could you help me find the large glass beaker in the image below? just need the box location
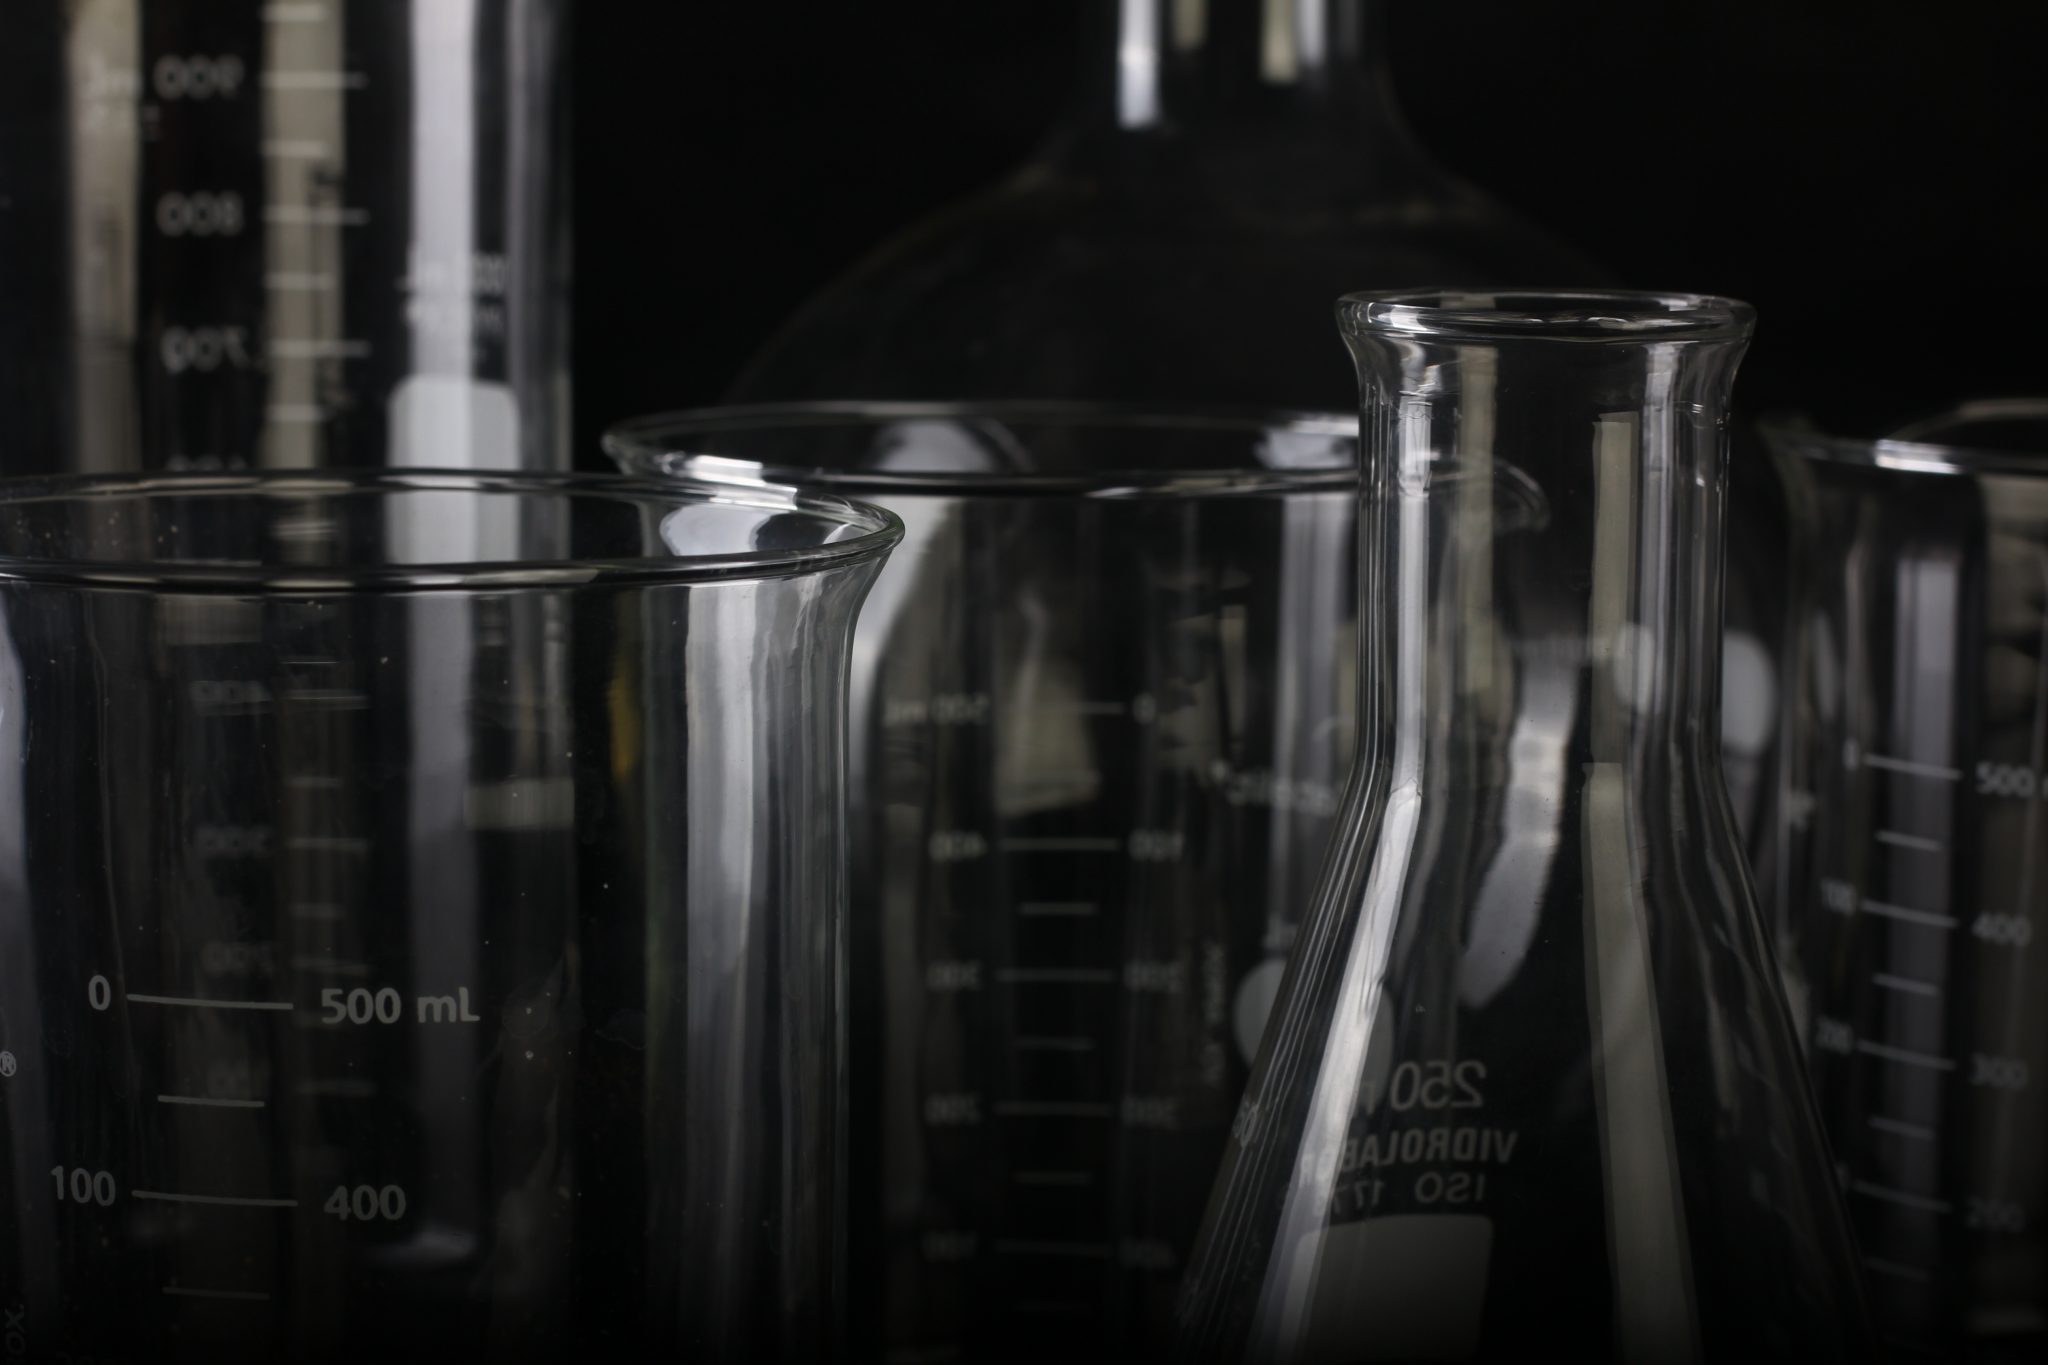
[1176,291,1872,1362]
[1767,403,2048,1363]
[608,405,1358,1361]
[0,470,898,1361]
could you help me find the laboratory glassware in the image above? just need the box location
[1176,290,1872,1362]
[0,0,569,475]
[1767,401,2048,1363]
[0,469,899,1362]
[607,404,1358,1361]
[729,0,1602,411]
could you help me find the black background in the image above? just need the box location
[571,0,2048,462]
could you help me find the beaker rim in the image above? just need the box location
[604,402,1359,497]
[1338,288,1756,343]
[1761,403,2048,478]
[0,468,905,593]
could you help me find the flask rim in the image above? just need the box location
[606,402,1360,498]
[1338,288,1755,344]
[0,468,905,594]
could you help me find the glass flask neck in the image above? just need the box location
[1057,0,1418,161]
[1342,297,1751,800]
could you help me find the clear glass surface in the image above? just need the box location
[728,0,1604,411]
[0,471,899,1361]
[1767,406,2048,1363]
[608,404,1359,1361]
[0,0,570,475]
[1176,291,1872,1362]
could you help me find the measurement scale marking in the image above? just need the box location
[1869,1115,1937,1141]
[1859,900,1958,930]
[297,1079,376,1098]
[999,837,1121,854]
[133,1190,298,1209]
[992,1101,1114,1118]
[1038,701,1128,717]
[996,968,1116,985]
[1861,1257,1932,1283]
[287,835,368,853]
[164,1285,272,1302]
[1019,901,1098,917]
[127,993,293,1012]
[158,1094,265,1110]
[269,341,370,361]
[1863,754,1961,781]
[290,956,369,976]
[1851,1180,1952,1214]
[1856,1040,1956,1071]
[264,206,370,227]
[992,1239,1111,1259]
[1876,830,1947,854]
[261,71,367,91]
[1873,973,1941,998]
[1015,1036,1096,1052]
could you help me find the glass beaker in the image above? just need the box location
[606,405,1359,1361]
[1767,403,2048,1362]
[0,0,570,475]
[0,470,899,1362]
[1176,291,1872,1362]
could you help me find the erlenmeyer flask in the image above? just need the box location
[1176,291,1872,1362]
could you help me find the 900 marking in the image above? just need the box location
[320,986,482,1025]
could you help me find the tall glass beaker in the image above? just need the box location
[0,470,898,1362]
[1177,291,1871,1362]
[608,405,1358,1361]
[1768,404,2048,1362]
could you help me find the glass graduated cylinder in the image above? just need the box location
[609,405,1359,1361]
[1177,292,1873,1363]
[0,0,569,475]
